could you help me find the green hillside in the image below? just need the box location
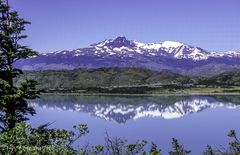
[17,68,193,93]
[16,68,240,94]
[199,70,240,86]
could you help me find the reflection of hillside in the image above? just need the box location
[30,95,240,124]
[211,96,240,105]
[37,95,188,105]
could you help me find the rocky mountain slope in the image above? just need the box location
[15,36,240,76]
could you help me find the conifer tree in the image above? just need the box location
[0,0,41,131]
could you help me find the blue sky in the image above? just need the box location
[12,0,240,52]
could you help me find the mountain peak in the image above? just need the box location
[94,36,135,49]
[113,36,128,42]
[107,36,135,48]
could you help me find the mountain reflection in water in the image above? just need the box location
[29,95,240,124]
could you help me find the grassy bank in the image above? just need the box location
[42,86,240,96]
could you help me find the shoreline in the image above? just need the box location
[41,92,240,97]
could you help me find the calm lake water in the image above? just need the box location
[28,95,240,154]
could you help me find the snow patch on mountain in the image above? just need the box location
[161,41,183,48]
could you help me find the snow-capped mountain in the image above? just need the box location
[41,36,240,60]
[30,96,240,124]
[15,36,240,76]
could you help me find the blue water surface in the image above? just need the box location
[28,95,240,154]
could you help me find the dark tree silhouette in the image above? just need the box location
[0,0,41,131]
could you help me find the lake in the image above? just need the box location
[28,95,240,154]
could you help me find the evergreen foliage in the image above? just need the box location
[0,0,41,131]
